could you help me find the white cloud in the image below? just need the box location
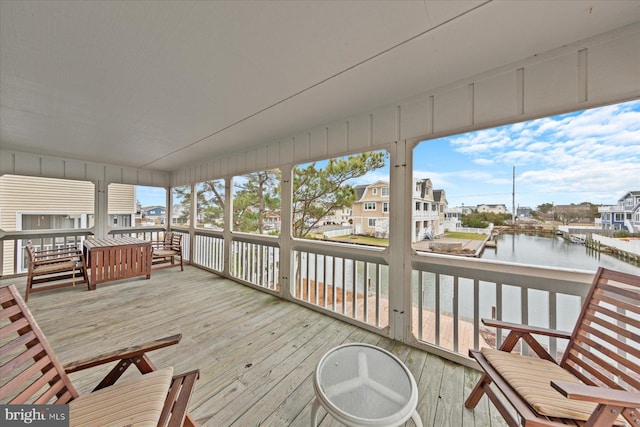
[425,99,640,207]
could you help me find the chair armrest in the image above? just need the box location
[551,381,640,407]
[482,319,572,339]
[63,334,181,373]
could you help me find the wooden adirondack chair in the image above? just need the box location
[151,232,184,271]
[465,267,640,426]
[0,284,199,427]
[24,242,90,301]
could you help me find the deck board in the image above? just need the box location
[1,266,507,426]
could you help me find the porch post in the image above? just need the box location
[280,164,293,300]
[388,140,412,340]
[94,179,108,239]
[166,186,172,231]
[222,177,232,277]
[189,182,196,262]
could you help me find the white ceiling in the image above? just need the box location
[1,1,639,172]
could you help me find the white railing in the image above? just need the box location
[592,234,640,255]
[291,240,389,331]
[411,253,593,362]
[1,224,604,365]
[454,225,493,234]
[322,228,352,239]
[193,230,224,273]
[230,235,280,292]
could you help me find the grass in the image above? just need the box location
[308,232,389,247]
[445,231,487,240]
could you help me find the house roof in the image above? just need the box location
[2,1,638,174]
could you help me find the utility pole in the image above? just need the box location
[512,166,516,225]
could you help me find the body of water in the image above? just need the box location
[479,233,640,275]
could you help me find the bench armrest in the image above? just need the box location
[551,381,640,407]
[482,319,572,339]
[63,334,181,373]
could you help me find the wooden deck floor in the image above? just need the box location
[2,266,507,427]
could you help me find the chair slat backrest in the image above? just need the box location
[170,233,182,249]
[560,268,640,393]
[0,285,78,404]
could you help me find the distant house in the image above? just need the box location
[351,181,390,238]
[477,204,508,215]
[412,178,447,242]
[598,190,640,233]
[553,203,593,223]
[325,207,352,226]
[517,206,533,218]
[143,206,166,224]
[444,207,464,230]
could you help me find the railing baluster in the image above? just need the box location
[453,275,459,353]
[376,263,381,328]
[418,271,424,341]
[549,291,557,360]
[435,273,441,347]
[352,260,357,320]
[496,283,503,349]
[363,261,369,324]
[473,278,479,351]
[342,258,347,315]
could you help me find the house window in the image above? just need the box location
[368,218,376,227]
[382,187,389,197]
[423,202,428,211]
[432,204,437,211]
[364,202,376,211]
[372,188,377,195]
[415,202,421,211]
[383,202,389,213]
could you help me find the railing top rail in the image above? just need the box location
[194,229,224,238]
[0,228,94,240]
[292,239,387,263]
[231,232,280,247]
[108,226,166,234]
[412,251,594,296]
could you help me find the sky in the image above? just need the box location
[137,99,640,210]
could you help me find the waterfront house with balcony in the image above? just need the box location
[598,190,640,233]
[351,181,390,238]
[1,2,639,425]
[412,178,447,241]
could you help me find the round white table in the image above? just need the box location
[311,343,422,427]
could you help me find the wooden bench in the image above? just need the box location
[25,242,89,301]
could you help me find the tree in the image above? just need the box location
[292,152,387,238]
[199,180,225,228]
[233,170,281,233]
[536,203,553,214]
